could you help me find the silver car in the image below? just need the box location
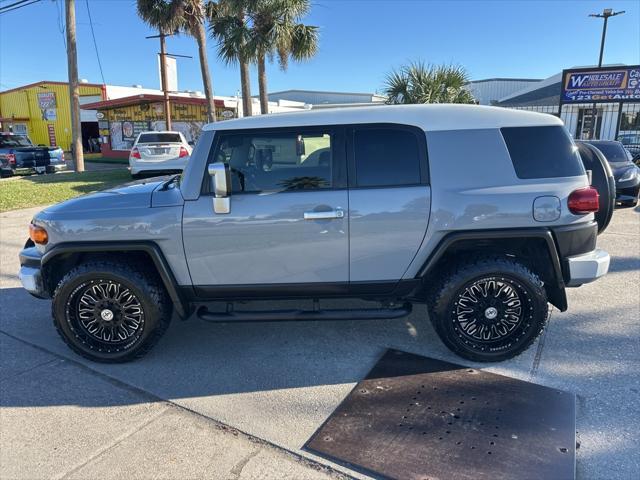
[129,131,192,178]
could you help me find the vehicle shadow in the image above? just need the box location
[607,255,640,273]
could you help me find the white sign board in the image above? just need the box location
[158,55,178,92]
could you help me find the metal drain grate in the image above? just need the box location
[305,349,575,480]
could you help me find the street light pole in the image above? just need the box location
[587,8,625,139]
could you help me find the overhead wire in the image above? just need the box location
[85,0,106,84]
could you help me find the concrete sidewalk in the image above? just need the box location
[0,332,343,480]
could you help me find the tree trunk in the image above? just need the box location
[258,53,268,115]
[65,0,84,172]
[240,58,252,117]
[194,21,216,123]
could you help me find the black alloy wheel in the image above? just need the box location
[430,257,548,362]
[52,261,171,363]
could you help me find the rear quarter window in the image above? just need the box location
[501,126,585,179]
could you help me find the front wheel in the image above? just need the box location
[52,261,172,363]
[429,257,548,362]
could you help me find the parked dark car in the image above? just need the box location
[578,140,640,208]
[617,133,640,164]
[0,133,66,177]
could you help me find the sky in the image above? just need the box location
[0,0,639,97]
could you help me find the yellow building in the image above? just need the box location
[0,81,104,151]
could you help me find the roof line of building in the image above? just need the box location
[0,80,103,95]
[468,78,542,84]
[267,89,382,97]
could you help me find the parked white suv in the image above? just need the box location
[129,131,192,178]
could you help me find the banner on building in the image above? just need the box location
[47,124,57,147]
[561,65,640,103]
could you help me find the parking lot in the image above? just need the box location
[1,205,639,479]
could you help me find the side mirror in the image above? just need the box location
[188,140,195,147]
[208,162,231,214]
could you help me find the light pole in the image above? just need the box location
[587,8,625,139]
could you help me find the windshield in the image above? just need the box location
[589,142,632,163]
[138,133,181,144]
[0,135,33,148]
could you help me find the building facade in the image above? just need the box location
[0,81,104,150]
[466,78,542,105]
[496,65,640,142]
[81,94,235,157]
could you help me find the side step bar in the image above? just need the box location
[197,302,413,323]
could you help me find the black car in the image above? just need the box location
[617,133,640,165]
[578,140,640,208]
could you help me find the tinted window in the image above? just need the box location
[587,142,632,163]
[138,133,181,143]
[501,126,585,179]
[0,135,32,147]
[354,128,422,187]
[213,131,333,193]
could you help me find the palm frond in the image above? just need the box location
[382,61,475,105]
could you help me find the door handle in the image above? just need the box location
[304,208,345,220]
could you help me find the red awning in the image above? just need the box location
[81,94,226,110]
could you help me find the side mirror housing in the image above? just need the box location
[208,162,231,214]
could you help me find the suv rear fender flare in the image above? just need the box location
[415,229,567,311]
[41,241,189,318]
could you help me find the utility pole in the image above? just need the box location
[158,30,172,130]
[587,8,625,139]
[65,0,84,172]
[146,30,173,130]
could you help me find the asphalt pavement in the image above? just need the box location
[1,205,638,479]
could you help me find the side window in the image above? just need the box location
[213,131,334,193]
[353,128,423,187]
[501,126,585,179]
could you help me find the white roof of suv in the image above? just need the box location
[203,104,562,133]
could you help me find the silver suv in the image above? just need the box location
[18,105,610,363]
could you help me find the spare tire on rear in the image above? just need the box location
[576,142,615,234]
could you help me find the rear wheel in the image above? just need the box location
[430,257,548,362]
[52,261,172,363]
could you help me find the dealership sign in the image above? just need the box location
[561,65,640,103]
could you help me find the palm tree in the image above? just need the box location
[248,0,318,114]
[383,62,476,105]
[137,0,217,123]
[207,0,253,117]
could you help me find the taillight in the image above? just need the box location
[179,146,189,158]
[7,153,16,165]
[568,186,599,214]
[130,147,141,159]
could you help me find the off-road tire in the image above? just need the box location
[52,261,172,363]
[430,256,548,362]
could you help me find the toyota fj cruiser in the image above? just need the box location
[18,105,611,363]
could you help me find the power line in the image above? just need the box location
[0,0,32,11]
[56,0,66,49]
[0,0,41,14]
[85,0,105,85]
